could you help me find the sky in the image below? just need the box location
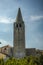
[0,0,43,50]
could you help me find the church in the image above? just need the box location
[13,8,25,58]
[0,8,42,59]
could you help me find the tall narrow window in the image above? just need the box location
[19,24,21,27]
[16,24,18,27]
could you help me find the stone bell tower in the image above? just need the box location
[13,8,25,58]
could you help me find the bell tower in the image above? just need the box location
[13,8,25,58]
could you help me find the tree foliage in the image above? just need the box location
[0,55,43,65]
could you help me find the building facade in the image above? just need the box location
[13,8,25,58]
[0,8,43,59]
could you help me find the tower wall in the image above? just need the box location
[13,8,25,58]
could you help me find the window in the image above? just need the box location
[16,24,18,27]
[4,48,6,50]
[15,23,22,28]
[19,24,21,27]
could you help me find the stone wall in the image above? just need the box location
[25,48,36,56]
[0,45,13,57]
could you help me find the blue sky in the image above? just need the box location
[0,0,43,50]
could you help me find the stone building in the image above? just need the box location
[0,53,6,59]
[0,8,43,59]
[25,48,36,56]
[0,45,13,57]
[13,8,25,58]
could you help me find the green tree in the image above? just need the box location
[40,54,43,65]
[0,55,43,65]
[0,59,4,65]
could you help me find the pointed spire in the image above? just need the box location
[16,8,23,22]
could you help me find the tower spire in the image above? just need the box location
[14,8,25,58]
[16,8,23,22]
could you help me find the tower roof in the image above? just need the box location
[16,8,23,22]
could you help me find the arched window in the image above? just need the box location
[16,24,18,27]
[15,23,22,28]
[4,48,6,50]
[19,24,21,27]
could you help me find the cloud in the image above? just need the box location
[25,19,43,50]
[0,22,13,32]
[0,39,13,47]
[0,16,15,24]
[0,27,10,32]
[0,39,9,47]
[29,15,43,21]
[26,33,43,50]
